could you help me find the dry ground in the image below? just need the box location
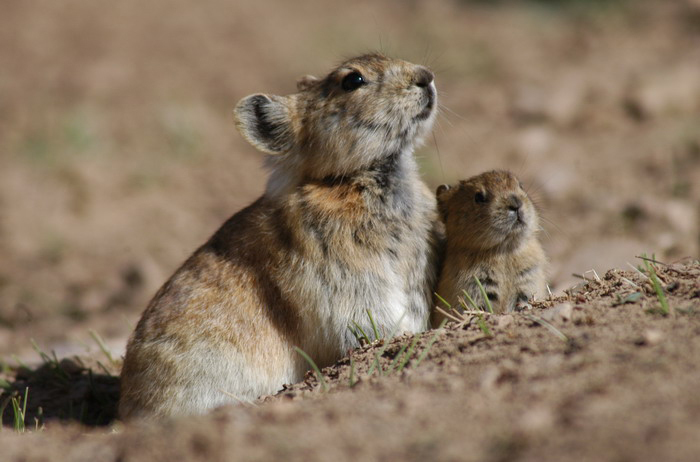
[1,260,699,461]
[1,0,700,460]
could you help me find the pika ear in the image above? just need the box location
[435,184,451,222]
[296,75,319,91]
[234,94,295,155]
[436,184,451,197]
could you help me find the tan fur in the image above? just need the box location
[120,54,440,419]
[433,170,546,324]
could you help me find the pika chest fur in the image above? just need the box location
[119,54,440,419]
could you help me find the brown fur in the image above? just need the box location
[120,54,440,419]
[433,170,547,323]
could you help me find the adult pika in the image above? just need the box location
[119,54,441,419]
[433,170,546,322]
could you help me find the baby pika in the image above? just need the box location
[433,170,546,323]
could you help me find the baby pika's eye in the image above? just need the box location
[341,72,366,92]
[474,191,487,204]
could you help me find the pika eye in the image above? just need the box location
[474,191,487,204]
[341,72,366,92]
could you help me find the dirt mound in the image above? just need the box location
[1,260,699,461]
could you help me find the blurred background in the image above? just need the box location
[1,0,699,360]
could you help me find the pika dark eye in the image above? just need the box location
[341,72,366,92]
[474,191,487,204]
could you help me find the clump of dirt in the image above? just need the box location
[1,260,698,461]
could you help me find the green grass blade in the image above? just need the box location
[11,355,28,369]
[11,395,25,433]
[30,339,52,365]
[348,323,362,344]
[294,347,328,392]
[434,292,452,309]
[10,387,30,433]
[367,311,408,376]
[30,340,69,381]
[22,387,28,420]
[373,352,385,375]
[366,309,381,341]
[0,395,12,432]
[641,256,670,315]
[474,276,494,314]
[385,344,408,375]
[460,289,492,334]
[349,357,356,388]
[396,334,421,373]
[11,398,20,432]
[351,321,371,345]
[475,313,492,336]
[412,319,447,369]
[527,314,568,342]
[89,329,116,365]
[461,289,480,311]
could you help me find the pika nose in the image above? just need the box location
[508,195,523,212]
[413,67,434,88]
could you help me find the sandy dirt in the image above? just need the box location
[1,0,699,460]
[2,261,700,461]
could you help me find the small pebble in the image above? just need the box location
[480,366,500,389]
[542,303,573,322]
[497,315,515,329]
[635,328,664,346]
[518,406,555,433]
[643,329,664,346]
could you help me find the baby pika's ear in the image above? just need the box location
[436,184,451,197]
[296,75,319,91]
[234,94,295,155]
[435,184,451,222]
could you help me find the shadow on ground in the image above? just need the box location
[1,357,120,428]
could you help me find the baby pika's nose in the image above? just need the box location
[508,195,523,211]
[413,67,434,88]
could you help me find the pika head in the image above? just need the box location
[234,53,436,189]
[437,170,538,253]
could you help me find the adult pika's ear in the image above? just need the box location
[234,94,295,155]
[296,75,319,91]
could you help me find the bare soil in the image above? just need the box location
[1,0,700,460]
[2,261,700,461]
